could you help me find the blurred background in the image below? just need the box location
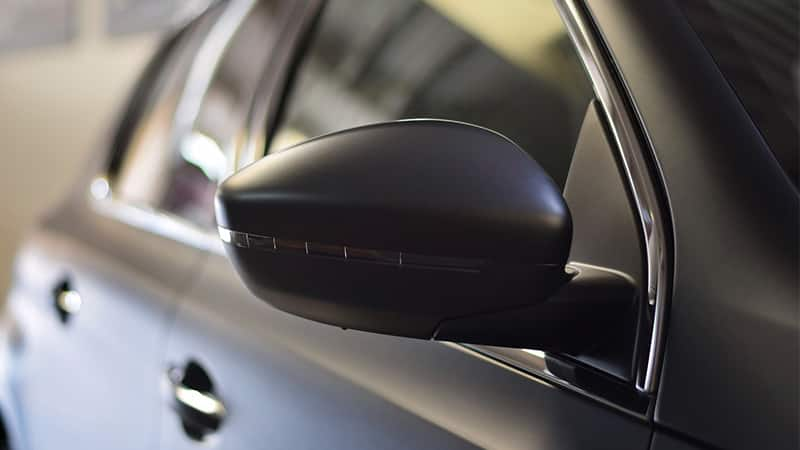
[0,0,207,299]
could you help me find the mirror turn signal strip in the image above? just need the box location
[218,227,488,272]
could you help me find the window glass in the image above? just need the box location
[112,8,218,208]
[158,1,288,228]
[114,1,288,229]
[679,0,799,187]
[269,0,593,189]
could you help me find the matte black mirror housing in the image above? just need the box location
[216,120,572,340]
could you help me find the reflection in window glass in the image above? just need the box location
[269,0,593,189]
[115,1,286,229]
[159,1,286,228]
[114,9,219,215]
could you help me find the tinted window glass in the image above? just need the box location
[114,2,287,229]
[158,1,288,228]
[269,0,593,189]
[106,25,191,179]
[113,7,220,219]
[679,0,799,187]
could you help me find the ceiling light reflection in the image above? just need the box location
[174,386,225,417]
[180,131,227,181]
[522,349,546,359]
[90,177,111,200]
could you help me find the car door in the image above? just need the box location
[2,7,223,450]
[161,1,666,449]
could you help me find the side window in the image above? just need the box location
[112,1,289,229]
[111,7,220,218]
[269,0,593,189]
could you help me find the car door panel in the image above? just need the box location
[7,197,203,450]
[161,252,651,449]
[650,433,705,450]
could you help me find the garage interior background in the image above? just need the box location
[0,0,201,300]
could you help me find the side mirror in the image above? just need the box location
[216,120,634,351]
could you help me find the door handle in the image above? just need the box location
[167,360,226,441]
[52,279,81,323]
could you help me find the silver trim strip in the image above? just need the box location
[218,227,488,272]
[554,0,670,393]
[91,184,223,255]
[171,0,256,153]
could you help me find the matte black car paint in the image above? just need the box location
[587,0,799,448]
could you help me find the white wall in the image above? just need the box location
[0,0,159,298]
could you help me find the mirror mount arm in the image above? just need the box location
[433,263,637,353]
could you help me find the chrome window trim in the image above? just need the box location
[454,0,671,401]
[553,0,671,394]
[170,0,257,159]
[90,181,223,255]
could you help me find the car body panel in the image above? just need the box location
[586,0,799,448]
[650,433,705,450]
[5,194,203,449]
